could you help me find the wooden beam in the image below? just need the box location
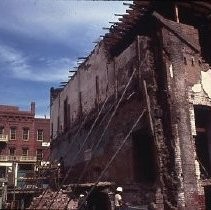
[104,35,122,41]
[78,57,87,60]
[123,2,133,7]
[143,80,154,134]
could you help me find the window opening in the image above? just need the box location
[63,97,70,132]
[51,123,53,138]
[0,167,6,178]
[9,148,15,156]
[194,106,211,178]
[23,127,29,140]
[36,149,43,161]
[22,148,28,157]
[37,129,44,141]
[0,126,4,135]
[132,129,157,183]
[95,76,99,107]
[10,127,16,140]
[205,186,211,210]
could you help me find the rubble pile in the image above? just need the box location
[28,189,78,209]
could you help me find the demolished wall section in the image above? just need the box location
[51,39,140,162]
[50,35,160,207]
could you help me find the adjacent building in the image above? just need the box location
[50,1,211,210]
[0,102,50,208]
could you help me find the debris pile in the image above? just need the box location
[28,189,78,209]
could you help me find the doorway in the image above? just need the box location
[132,129,157,183]
[87,189,111,210]
[194,106,211,178]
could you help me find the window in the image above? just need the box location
[37,129,44,141]
[0,126,4,135]
[63,97,70,132]
[51,123,53,138]
[36,149,43,161]
[0,167,6,178]
[10,127,16,140]
[23,127,29,140]
[22,148,28,156]
[9,148,15,156]
[95,76,99,105]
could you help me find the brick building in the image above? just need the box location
[0,102,50,207]
[49,2,211,210]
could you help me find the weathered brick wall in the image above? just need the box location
[50,10,211,210]
[50,42,114,138]
[50,36,159,207]
[160,18,206,209]
[50,39,138,140]
[35,118,51,160]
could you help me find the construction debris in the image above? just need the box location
[28,189,78,209]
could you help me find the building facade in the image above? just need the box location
[50,2,211,209]
[0,102,50,207]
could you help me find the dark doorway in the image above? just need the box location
[132,130,157,183]
[18,164,33,171]
[194,106,211,178]
[87,190,111,210]
[0,166,6,178]
[205,186,211,210]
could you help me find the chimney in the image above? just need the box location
[31,102,35,115]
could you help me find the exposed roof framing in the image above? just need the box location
[102,1,211,56]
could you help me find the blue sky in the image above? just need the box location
[0,0,128,118]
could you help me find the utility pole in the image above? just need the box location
[12,160,16,209]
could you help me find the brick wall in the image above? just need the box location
[0,103,50,159]
[161,18,206,209]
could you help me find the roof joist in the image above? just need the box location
[104,1,211,55]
